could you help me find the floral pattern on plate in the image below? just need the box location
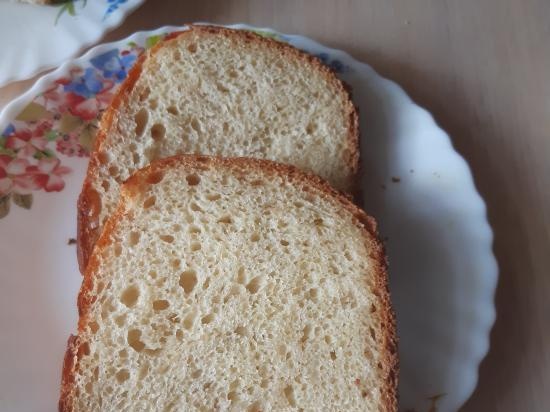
[56,0,130,24]
[0,29,348,218]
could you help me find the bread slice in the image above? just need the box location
[77,25,359,271]
[61,156,397,411]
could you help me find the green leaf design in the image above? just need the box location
[12,193,33,210]
[59,113,82,134]
[34,149,56,159]
[55,1,78,25]
[0,195,10,219]
[0,147,16,157]
[46,130,58,141]
[15,102,51,122]
[42,149,56,158]
[78,125,96,152]
[145,35,162,49]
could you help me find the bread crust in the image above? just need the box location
[64,155,396,412]
[77,24,360,273]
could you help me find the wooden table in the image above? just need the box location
[1,1,548,411]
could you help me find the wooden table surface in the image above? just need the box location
[1,1,548,411]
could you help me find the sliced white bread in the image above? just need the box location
[61,156,397,412]
[77,25,359,271]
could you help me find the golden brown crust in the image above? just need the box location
[77,24,360,273]
[67,155,397,411]
[58,335,80,412]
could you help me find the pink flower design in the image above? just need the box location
[4,119,53,159]
[26,158,71,192]
[56,133,87,157]
[0,155,44,196]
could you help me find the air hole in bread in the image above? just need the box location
[148,270,157,280]
[115,314,126,327]
[115,369,130,383]
[143,196,156,209]
[159,234,174,243]
[190,242,201,252]
[201,313,215,324]
[187,43,197,53]
[179,270,197,294]
[108,165,119,177]
[89,321,99,334]
[146,170,164,184]
[183,311,197,330]
[114,243,122,257]
[280,239,289,247]
[234,326,248,336]
[150,123,166,141]
[217,215,232,224]
[227,391,239,401]
[216,82,229,93]
[250,232,260,242]
[369,327,376,341]
[132,152,140,165]
[330,351,337,361]
[246,275,264,294]
[247,400,262,412]
[171,259,181,269]
[149,99,158,110]
[152,299,169,311]
[236,266,246,284]
[134,108,148,137]
[206,193,221,201]
[190,118,202,133]
[127,329,145,352]
[188,225,201,234]
[78,342,90,357]
[190,202,203,212]
[101,179,110,191]
[301,325,312,345]
[191,369,202,379]
[120,285,139,308]
[138,86,150,102]
[97,150,110,165]
[128,231,140,246]
[284,385,297,407]
[186,173,201,186]
[308,288,319,301]
[167,105,179,115]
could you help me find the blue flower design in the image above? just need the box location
[104,0,129,19]
[2,124,15,138]
[63,68,103,98]
[90,49,137,83]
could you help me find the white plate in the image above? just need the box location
[0,24,498,412]
[0,0,145,87]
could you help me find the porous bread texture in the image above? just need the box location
[62,156,397,412]
[77,24,359,271]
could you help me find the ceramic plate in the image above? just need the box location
[0,0,145,87]
[0,24,498,412]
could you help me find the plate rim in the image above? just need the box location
[0,0,146,86]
